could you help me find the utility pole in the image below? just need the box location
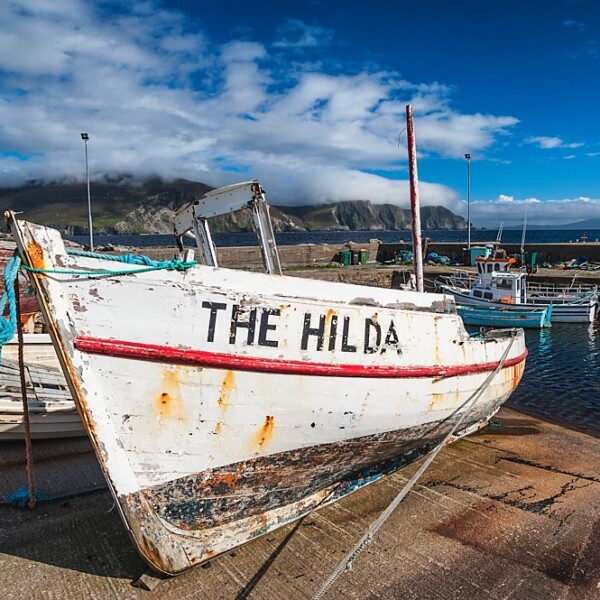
[464,153,471,250]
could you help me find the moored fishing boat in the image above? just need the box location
[456,304,552,329]
[439,272,598,323]
[437,253,598,323]
[3,180,527,575]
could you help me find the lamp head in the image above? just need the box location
[464,153,471,160]
[81,133,89,141]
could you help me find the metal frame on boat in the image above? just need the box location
[4,180,527,575]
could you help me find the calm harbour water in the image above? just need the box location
[66,229,600,438]
[67,228,600,249]
[505,322,600,437]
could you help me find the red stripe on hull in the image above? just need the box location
[74,336,527,379]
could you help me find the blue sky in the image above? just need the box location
[0,0,599,227]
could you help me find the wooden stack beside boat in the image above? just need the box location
[0,357,84,441]
[1,240,85,440]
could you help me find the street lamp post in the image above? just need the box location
[464,153,471,250]
[81,133,94,252]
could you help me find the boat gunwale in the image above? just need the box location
[73,334,528,379]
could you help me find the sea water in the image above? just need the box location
[67,229,600,249]
[506,321,600,437]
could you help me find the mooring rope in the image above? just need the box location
[0,253,21,346]
[0,247,195,509]
[311,334,516,600]
[13,282,37,509]
[22,250,196,278]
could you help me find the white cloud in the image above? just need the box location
[526,136,584,150]
[526,136,562,149]
[468,196,600,228]
[6,0,594,230]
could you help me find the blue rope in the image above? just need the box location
[2,485,108,509]
[66,248,196,270]
[0,253,21,346]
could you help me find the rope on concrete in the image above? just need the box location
[311,335,516,600]
[2,485,109,509]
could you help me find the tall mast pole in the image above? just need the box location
[81,132,94,252]
[406,105,423,293]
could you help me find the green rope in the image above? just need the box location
[22,262,194,277]
[21,250,196,278]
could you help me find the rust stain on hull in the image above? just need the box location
[156,368,185,420]
[504,360,526,391]
[217,370,235,408]
[26,239,46,271]
[255,415,275,449]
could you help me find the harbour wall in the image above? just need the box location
[140,239,600,268]
[377,241,600,265]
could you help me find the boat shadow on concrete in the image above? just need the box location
[0,436,313,587]
[0,436,147,580]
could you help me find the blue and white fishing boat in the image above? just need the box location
[456,304,552,329]
[437,253,598,324]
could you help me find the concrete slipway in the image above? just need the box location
[0,408,598,600]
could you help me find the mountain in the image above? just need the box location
[0,175,211,234]
[0,176,467,234]
[504,218,600,231]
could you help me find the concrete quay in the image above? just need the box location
[132,240,600,288]
[0,408,598,599]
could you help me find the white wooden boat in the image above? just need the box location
[0,358,84,440]
[4,181,527,575]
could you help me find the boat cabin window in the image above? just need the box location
[473,287,493,299]
[495,278,513,290]
[494,263,500,271]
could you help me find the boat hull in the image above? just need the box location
[8,218,528,575]
[456,305,551,328]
